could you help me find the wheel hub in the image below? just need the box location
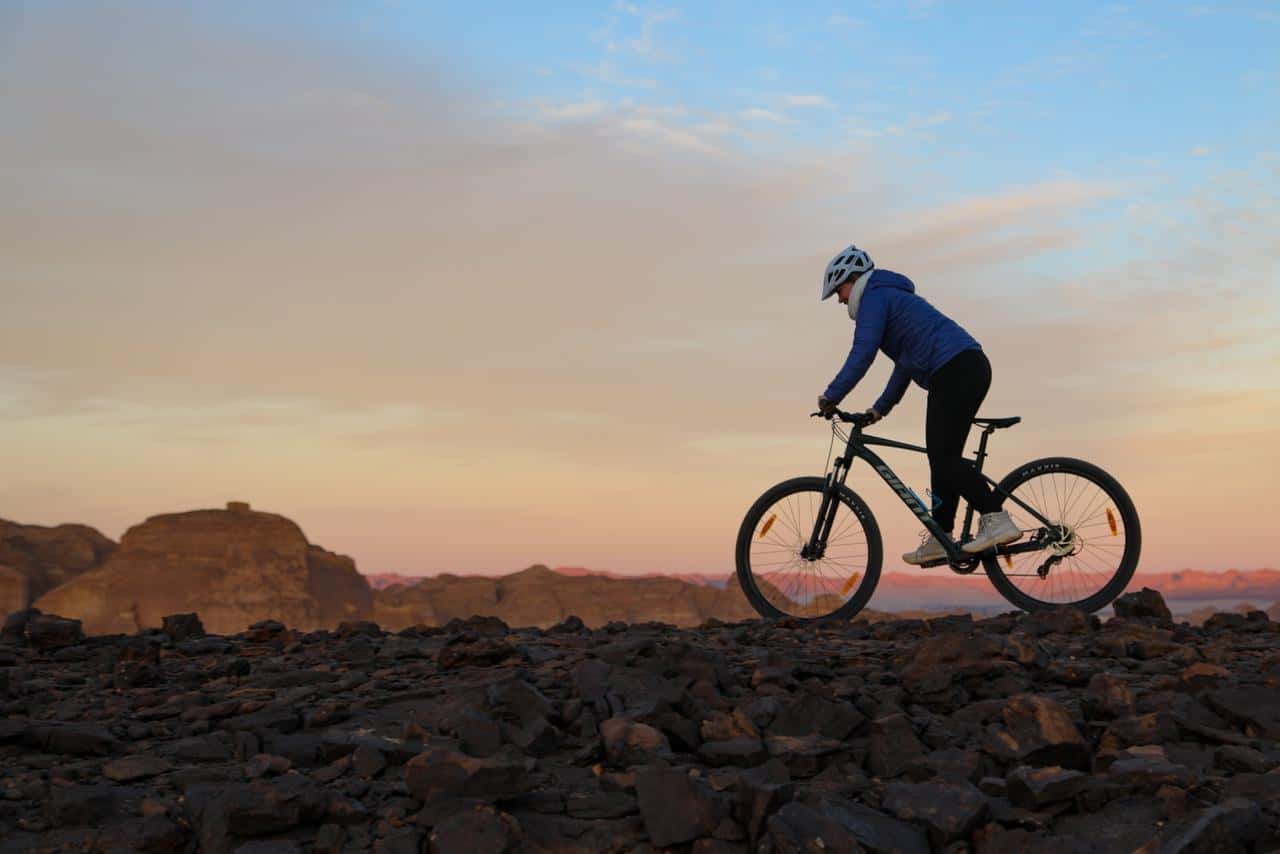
[1047,525,1079,557]
[799,543,824,562]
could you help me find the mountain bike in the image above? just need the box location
[734,408,1141,620]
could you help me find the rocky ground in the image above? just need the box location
[1,589,1278,853]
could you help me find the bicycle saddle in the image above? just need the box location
[973,416,1021,428]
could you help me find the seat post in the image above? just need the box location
[973,425,995,470]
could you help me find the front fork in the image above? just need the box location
[802,455,851,561]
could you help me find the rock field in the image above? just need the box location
[1,588,1279,853]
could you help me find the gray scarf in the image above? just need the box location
[847,269,873,321]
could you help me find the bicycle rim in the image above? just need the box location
[991,460,1139,609]
[740,480,880,620]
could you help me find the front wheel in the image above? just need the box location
[735,476,883,621]
[983,457,1141,613]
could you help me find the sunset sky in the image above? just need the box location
[2,2,1277,579]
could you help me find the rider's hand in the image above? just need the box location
[863,407,883,424]
[817,396,838,418]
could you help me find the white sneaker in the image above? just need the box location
[902,531,948,565]
[962,511,1022,554]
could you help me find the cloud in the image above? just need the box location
[875,179,1119,269]
[784,94,832,108]
[597,2,681,63]
[570,61,659,89]
[1191,144,1210,156]
[827,13,866,29]
[539,100,610,120]
[739,108,785,122]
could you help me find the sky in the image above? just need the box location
[1,1,1277,579]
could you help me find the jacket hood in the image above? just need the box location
[866,268,915,295]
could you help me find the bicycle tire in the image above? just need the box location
[735,476,883,621]
[982,457,1141,613]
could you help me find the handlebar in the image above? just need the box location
[809,408,879,428]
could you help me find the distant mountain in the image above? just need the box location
[369,564,967,630]
[361,566,1280,615]
[364,572,425,591]
[372,565,760,630]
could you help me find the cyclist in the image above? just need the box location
[815,244,1021,564]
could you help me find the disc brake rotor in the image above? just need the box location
[1047,525,1079,557]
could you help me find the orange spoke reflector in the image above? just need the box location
[840,572,861,596]
[1004,553,1013,570]
[1106,508,1118,536]
[758,514,777,539]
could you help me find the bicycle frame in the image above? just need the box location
[804,422,1059,570]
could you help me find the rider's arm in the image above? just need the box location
[822,291,888,403]
[873,363,911,416]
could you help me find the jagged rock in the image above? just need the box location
[764,801,867,853]
[1082,672,1135,719]
[1205,686,1280,739]
[25,722,116,755]
[404,747,531,802]
[437,636,516,670]
[1098,712,1180,752]
[162,612,205,641]
[1112,587,1173,624]
[486,677,554,726]
[699,737,768,767]
[882,779,989,847]
[1180,662,1230,692]
[1214,745,1274,774]
[1,606,38,641]
[103,755,172,782]
[635,767,726,847]
[768,693,864,740]
[1106,752,1196,792]
[24,613,83,650]
[44,783,129,827]
[985,694,1088,769]
[1018,607,1094,637]
[427,805,522,853]
[869,713,926,778]
[600,717,670,766]
[905,748,983,783]
[1160,797,1262,853]
[96,815,188,853]
[773,799,930,854]
[899,633,1006,698]
[1006,766,1087,807]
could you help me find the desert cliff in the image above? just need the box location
[32,503,371,636]
[0,518,116,615]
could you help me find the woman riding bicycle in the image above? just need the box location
[815,244,1021,564]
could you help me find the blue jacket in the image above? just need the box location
[823,269,981,415]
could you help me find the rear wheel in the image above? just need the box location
[982,457,1141,613]
[735,476,882,621]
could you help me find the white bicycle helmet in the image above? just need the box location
[821,244,874,301]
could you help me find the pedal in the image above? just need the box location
[918,557,950,569]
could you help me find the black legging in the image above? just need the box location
[926,348,1000,531]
